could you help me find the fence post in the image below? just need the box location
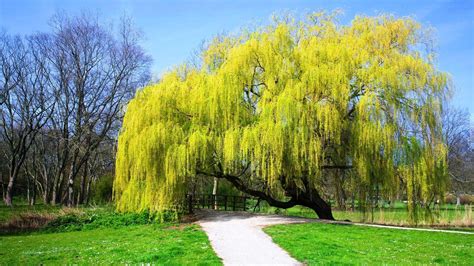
[232,196,236,211]
[243,197,247,211]
[224,196,227,210]
[188,194,193,214]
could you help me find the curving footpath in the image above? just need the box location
[197,210,472,265]
[198,210,308,265]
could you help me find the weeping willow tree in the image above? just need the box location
[114,12,450,220]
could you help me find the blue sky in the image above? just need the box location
[1,0,473,118]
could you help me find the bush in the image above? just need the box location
[90,174,114,204]
[444,194,474,205]
[0,212,56,234]
[2,204,185,235]
[445,194,456,204]
[44,208,155,232]
[460,194,474,205]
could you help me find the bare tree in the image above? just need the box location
[0,33,54,206]
[27,13,151,206]
[0,12,151,207]
[442,106,473,203]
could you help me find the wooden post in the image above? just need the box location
[188,194,193,214]
[212,177,218,210]
[224,196,227,211]
[232,196,236,211]
[243,197,247,211]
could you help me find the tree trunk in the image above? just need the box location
[51,185,57,205]
[334,174,346,209]
[42,166,49,204]
[291,187,335,220]
[4,165,20,206]
[51,172,64,205]
[1,173,5,203]
[351,192,355,210]
[67,171,74,207]
[26,174,31,205]
[4,175,15,206]
[51,180,58,205]
[78,161,88,205]
[85,175,93,205]
[203,169,336,220]
[30,177,36,206]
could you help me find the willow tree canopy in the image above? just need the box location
[113,12,449,220]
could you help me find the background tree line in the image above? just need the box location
[0,12,151,207]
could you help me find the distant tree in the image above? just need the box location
[0,33,54,206]
[32,13,151,206]
[0,12,151,206]
[442,107,474,201]
[114,13,450,220]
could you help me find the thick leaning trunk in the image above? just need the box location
[290,189,335,220]
[203,169,335,220]
[280,174,335,220]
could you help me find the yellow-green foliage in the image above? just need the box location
[114,12,449,216]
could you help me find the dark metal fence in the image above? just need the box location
[186,194,252,213]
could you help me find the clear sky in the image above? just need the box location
[1,0,473,118]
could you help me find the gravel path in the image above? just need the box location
[197,210,309,265]
[197,210,473,265]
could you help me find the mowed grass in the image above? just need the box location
[0,202,221,264]
[264,223,473,265]
[259,203,473,228]
[0,223,221,265]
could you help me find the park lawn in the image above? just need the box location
[260,204,473,228]
[0,224,221,265]
[264,223,473,265]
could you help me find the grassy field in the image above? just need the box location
[254,202,473,228]
[264,223,474,265]
[0,204,221,264]
[1,201,472,264]
[0,223,220,264]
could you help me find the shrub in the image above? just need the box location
[1,206,179,235]
[444,194,474,205]
[90,174,114,204]
[0,212,57,234]
[44,208,156,232]
[460,194,474,205]
[444,193,457,204]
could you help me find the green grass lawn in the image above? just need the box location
[2,201,472,264]
[0,223,221,265]
[264,223,473,265]
[0,202,221,264]
[255,203,473,228]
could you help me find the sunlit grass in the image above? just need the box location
[0,224,221,264]
[264,222,473,265]
[254,201,473,228]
